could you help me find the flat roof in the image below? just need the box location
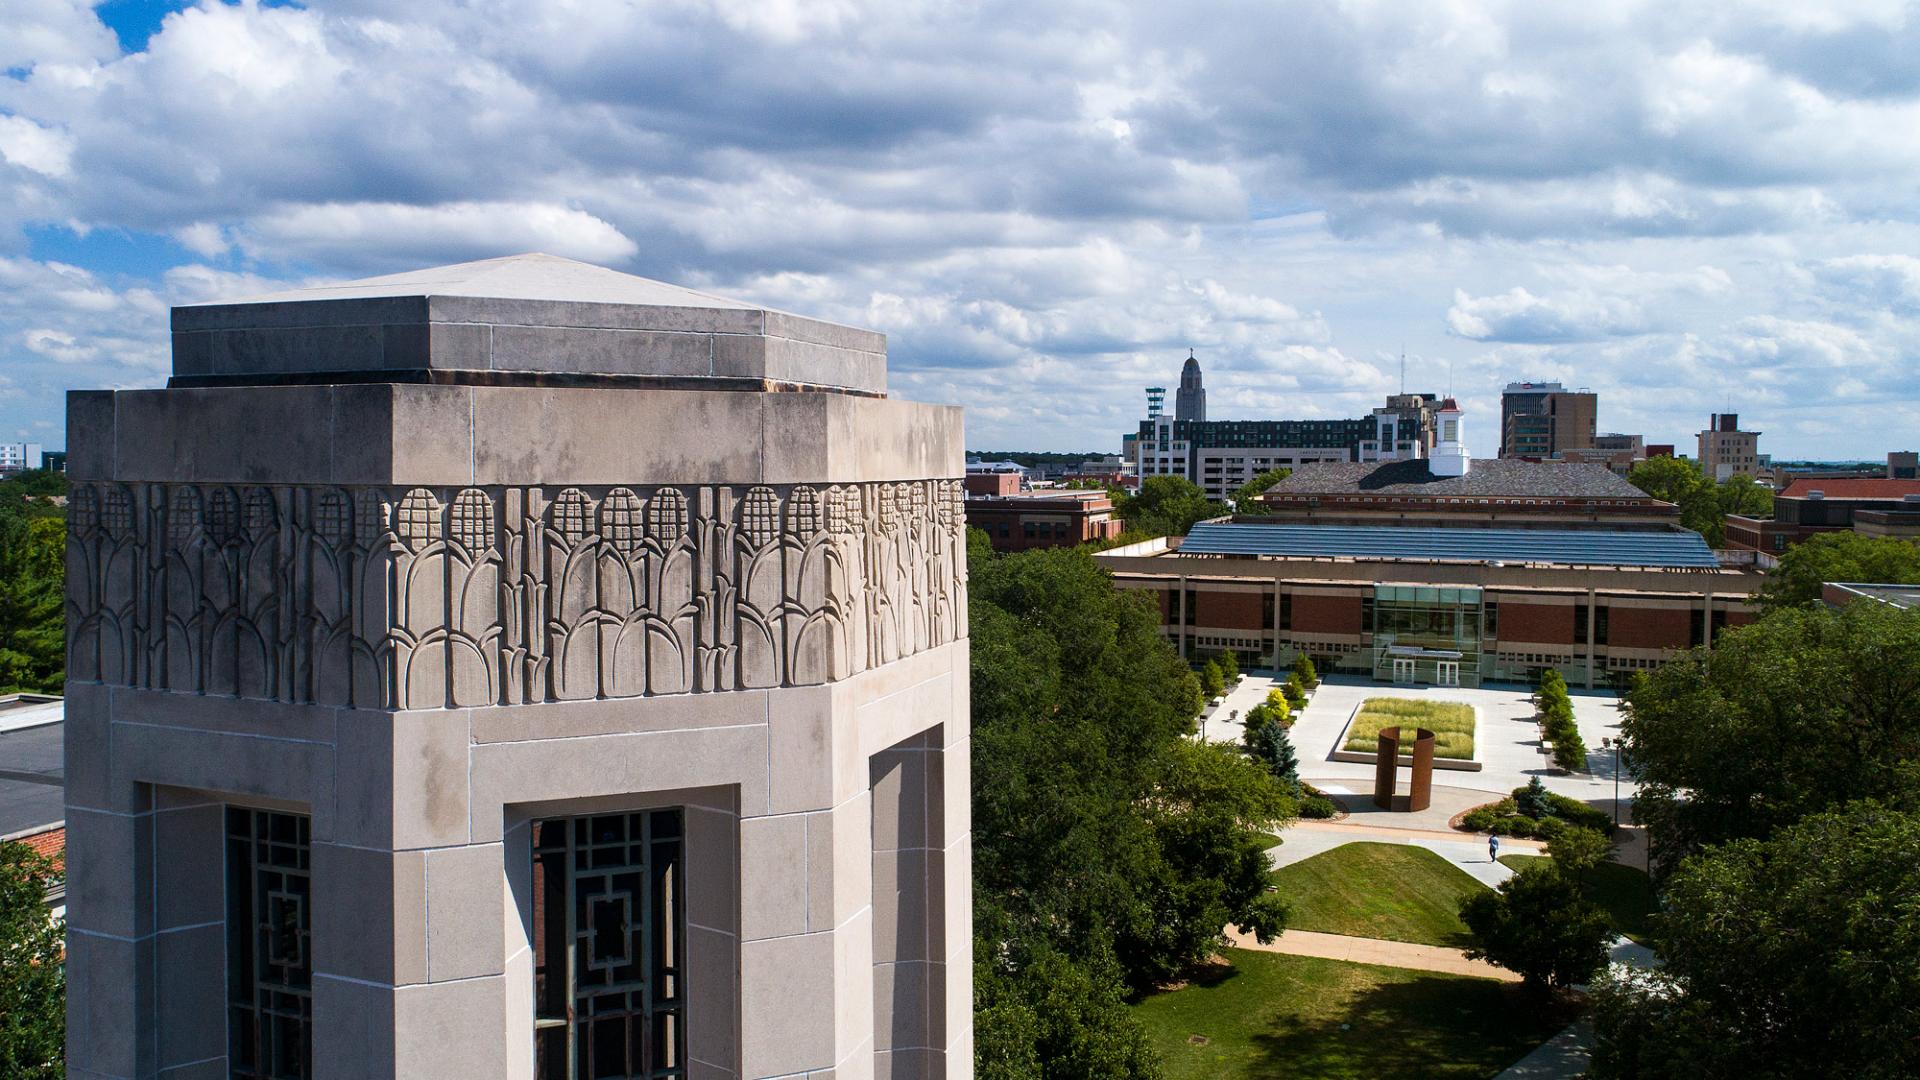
[1176,522,1722,569]
[0,721,64,838]
[1826,582,1920,610]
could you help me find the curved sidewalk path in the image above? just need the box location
[1226,926,1521,982]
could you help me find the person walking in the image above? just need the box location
[1488,834,1501,863]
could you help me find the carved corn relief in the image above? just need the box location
[66,479,966,710]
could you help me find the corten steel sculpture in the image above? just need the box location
[63,254,971,1080]
[1371,726,1436,812]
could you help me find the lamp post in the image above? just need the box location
[1601,736,1621,827]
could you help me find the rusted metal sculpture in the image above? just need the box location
[1372,726,1436,812]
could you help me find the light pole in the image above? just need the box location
[1601,736,1621,826]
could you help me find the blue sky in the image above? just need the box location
[4,1,1920,459]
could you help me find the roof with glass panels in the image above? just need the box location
[1177,522,1720,569]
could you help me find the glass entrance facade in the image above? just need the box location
[1369,585,1486,686]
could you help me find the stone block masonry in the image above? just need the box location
[63,254,972,1080]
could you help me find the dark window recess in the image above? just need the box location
[1360,595,1374,632]
[1263,592,1277,632]
[535,810,686,1080]
[228,807,313,1080]
[1594,606,1610,646]
[1183,590,1199,626]
[1279,591,1292,632]
[1690,609,1705,647]
[1574,603,1588,646]
[1483,601,1499,638]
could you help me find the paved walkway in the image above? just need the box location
[1269,818,1542,888]
[1496,1020,1594,1079]
[1225,926,1522,982]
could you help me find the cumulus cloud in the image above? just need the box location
[0,0,1918,454]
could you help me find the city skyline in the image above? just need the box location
[5,2,1920,459]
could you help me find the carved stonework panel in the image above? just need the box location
[66,479,968,711]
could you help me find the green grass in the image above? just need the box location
[1343,697,1476,759]
[1253,832,1285,850]
[1134,949,1573,1080]
[1270,842,1486,948]
[1501,854,1657,944]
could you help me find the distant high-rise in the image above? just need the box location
[1500,381,1597,459]
[1175,350,1207,422]
[1698,412,1762,480]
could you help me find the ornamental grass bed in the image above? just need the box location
[1342,697,1476,759]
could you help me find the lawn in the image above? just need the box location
[1342,697,1476,759]
[1135,949,1572,1080]
[1501,854,1657,944]
[1270,842,1485,948]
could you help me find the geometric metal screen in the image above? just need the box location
[226,807,313,1080]
[1180,521,1723,569]
[534,810,686,1079]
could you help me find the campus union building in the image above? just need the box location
[1094,456,1763,689]
[63,255,972,1080]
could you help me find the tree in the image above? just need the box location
[969,543,1295,1073]
[974,946,1163,1080]
[1216,649,1238,685]
[1621,600,1920,875]
[1115,476,1230,539]
[1627,458,1771,547]
[1759,532,1920,610]
[1290,652,1318,687]
[1715,473,1773,523]
[1459,861,1612,994]
[0,841,64,1079]
[1281,674,1306,709]
[967,524,997,563]
[1230,467,1291,515]
[1200,659,1224,700]
[0,509,64,694]
[1545,824,1609,885]
[1250,720,1300,787]
[1591,804,1920,1080]
[1515,776,1553,819]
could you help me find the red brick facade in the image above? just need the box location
[1193,590,1265,630]
[1607,605,1691,650]
[1292,592,1363,635]
[1498,602,1576,646]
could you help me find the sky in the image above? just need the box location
[4,1,1920,460]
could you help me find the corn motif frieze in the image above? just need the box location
[65,479,968,709]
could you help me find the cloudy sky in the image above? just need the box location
[4,0,1919,459]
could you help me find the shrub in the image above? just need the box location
[1298,794,1338,819]
[1281,678,1307,709]
[1250,721,1300,785]
[1201,660,1224,699]
[1465,785,1614,838]
[1460,861,1613,993]
[1291,652,1319,688]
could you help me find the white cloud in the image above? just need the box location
[240,200,639,266]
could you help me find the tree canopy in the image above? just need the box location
[1620,600,1920,874]
[1592,804,1920,1080]
[0,508,64,694]
[969,545,1294,1077]
[1625,457,1772,547]
[1759,532,1920,609]
[1115,476,1229,539]
[0,841,64,1079]
[1230,467,1291,515]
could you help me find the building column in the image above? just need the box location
[1584,588,1597,690]
[1703,588,1715,648]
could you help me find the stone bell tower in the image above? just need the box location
[62,254,972,1079]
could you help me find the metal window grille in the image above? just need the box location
[227,807,313,1080]
[534,810,686,1079]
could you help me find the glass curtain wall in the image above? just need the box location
[1369,585,1486,686]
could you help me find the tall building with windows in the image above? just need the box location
[63,254,972,1080]
[1174,351,1206,422]
[1499,382,1597,459]
[1697,412,1762,480]
[1130,357,1436,501]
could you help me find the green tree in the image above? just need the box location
[1250,720,1300,787]
[0,509,65,694]
[1545,824,1609,885]
[1116,476,1229,539]
[0,840,64,1079]
[1627,457,1764,546]
[1199,659,1224,700]
[1290,652,1318,687]
[1715,473,1773,523]
[974,947,1163,1080]
[1759,532,1920,610]
[1459,861,1612,995]
[1591,804,1920,1080]
[969,543,1295,1074]
[1229,467,1291,515]
[1515,777,1553,819]
[967,524,997,563]
[1621,601,1920,875]
[1215,649,1238,685]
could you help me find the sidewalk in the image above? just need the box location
[1225,926,1521,982]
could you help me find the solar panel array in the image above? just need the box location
[1177,522,1721,569]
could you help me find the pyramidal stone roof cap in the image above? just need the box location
[170,253,887,395]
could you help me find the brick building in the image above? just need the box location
[1251,456,1680,531]
[1724,478,1920,553]
[966,488,1123,551]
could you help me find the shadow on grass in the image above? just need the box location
[1244,973,1575,1080]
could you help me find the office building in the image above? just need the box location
[966,488,1124,551]
[0,441,44,475]
[1724,478,1920,552]
[1698,413,1762,480]
[1499,382,1597,459]
[1174,351,1206,422]
[1889,451,1918,480]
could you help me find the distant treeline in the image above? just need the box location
[966,450,1118,467]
